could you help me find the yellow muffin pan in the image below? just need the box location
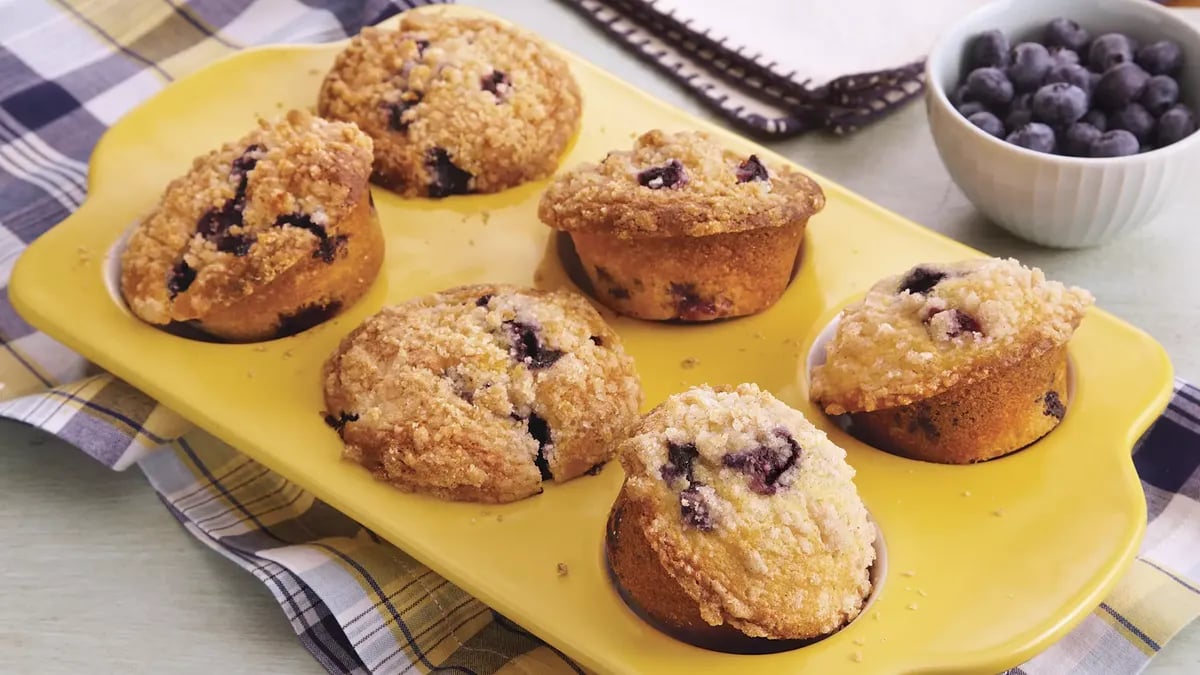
[10,5,1174,674]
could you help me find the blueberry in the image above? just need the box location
[231,145,262,178]
[721,430,802,496]
[196,205,241,240]
[526,413,554,480]
[314,235,347,263]
[679,484,714,531]
[637,159,688,189]
[1089,33,1136,72]
[167,260,196,297]
[1089,129,1140,157]
[272,212,345,263]
[503,320,563,370]
[481,70,510,100]
[1005,92,1034,130]
[957,101,989,118]
[1136,40,1184,76]
[661,442,698,483]
[1044,18,1090,52]
[1006,122,1057,153]
[898,266,947,295]
[1008,42,1054,92]
[1140,75,1180,116]
[195,145,261,241]
[1032,83,1089,126]
[968,111,1005,137]
[1043,391,1066,420]
[216,233,254,257]
[1044,63,1092,92]
[951,83,973,107]
[1094,63,1150,110]
[966,67,1015,106]
[386,95,422,132]
[425,147,474,197]
[967,29,1011,70]
[323,411,359,435]
[1156,105,1198,147]
[274,212,324,238]
[668,282,722,320]
[1081,109,1108,131]
[1063,122,1103,156]
[1109,103,1156,144]
[939,309,983,338]
[1048,47,1080,68]
[735,155,769,183]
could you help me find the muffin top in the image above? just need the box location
[317,13,581,196]
[120,109,374,325]
[323,284,643,503]
[618,383,875,639]
[810,258,1094,415]
[538,130,825,239]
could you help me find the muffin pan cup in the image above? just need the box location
[8,6,1174,674]
[604,485,887,655]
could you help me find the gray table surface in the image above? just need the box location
[1,1,1197,672]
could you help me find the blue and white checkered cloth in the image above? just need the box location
[1,1,1198,673]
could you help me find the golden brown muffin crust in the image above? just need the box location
[850,344,1070,463]
[318,14,582,196]
[810,258,1094,415]
[538,130,825,239]
[323,284,643,503]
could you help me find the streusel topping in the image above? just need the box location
[539,130,825,238]
[120,109,373,324]
[811,258,1094,414]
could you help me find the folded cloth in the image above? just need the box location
[0,1,1197,674]
[559,0,1178,137]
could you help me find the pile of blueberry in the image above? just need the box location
[952,18,1197,157]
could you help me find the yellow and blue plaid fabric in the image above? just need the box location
[0,1,1197,673]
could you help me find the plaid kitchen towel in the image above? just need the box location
[0,1,1198,674]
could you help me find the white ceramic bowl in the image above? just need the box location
[926,0,1200,248]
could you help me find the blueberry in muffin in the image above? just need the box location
[119,110,383,341]
[810,258,1094,464]
[322,284,642,503]
[318,13,582,197]
[538,130,825,322]
[606,384,876,648]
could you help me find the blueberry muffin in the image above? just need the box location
[317,13,582,197]
[607,384,875,647]
[119,110,383,342]
[538,130,825,321]
[810,258,1094,463]
[322,284,642,503]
